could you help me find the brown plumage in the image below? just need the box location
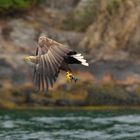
[24,35,89,91]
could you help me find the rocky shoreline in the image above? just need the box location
[0,0,140,108]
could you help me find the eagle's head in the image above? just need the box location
[24,56,38,64]
[38,35,53,46]
[38,35,46,44]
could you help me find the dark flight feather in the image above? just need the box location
[34,37,72,91]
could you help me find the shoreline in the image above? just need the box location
[3,105,140,111]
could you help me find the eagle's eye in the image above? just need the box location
[39,36,46,42]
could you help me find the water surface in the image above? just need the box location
[0,109,140,140]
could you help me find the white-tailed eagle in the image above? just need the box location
[24,35,89,91]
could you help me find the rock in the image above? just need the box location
[55,99,85,106]
[80,0,140,59]
[62,0,100,31]
[78,0,140,83]
[44,0,79,11]
[0,54,33,86]
[91,59,140,81]
[8,19,38,51]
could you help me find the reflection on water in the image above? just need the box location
[0,109,140,140]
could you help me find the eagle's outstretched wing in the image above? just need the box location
[34,39,72,91]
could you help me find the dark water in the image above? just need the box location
[0,109,140,140]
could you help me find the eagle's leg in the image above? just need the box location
[60,61,78,82]
[66,72,78,82]
[72,75,78,83]
[66,71,73,82]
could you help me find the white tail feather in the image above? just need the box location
[72,53,89,66]
[73,55,84,59]
[82,62,89,66]
[76,58,86,62]
[74,53,81,57]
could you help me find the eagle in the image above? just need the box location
[24,35,89,91]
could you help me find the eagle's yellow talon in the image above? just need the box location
[66,72,78,82]
[66,71,73,82]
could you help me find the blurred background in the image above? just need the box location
[0,0,140,140]
[0,0,140,108]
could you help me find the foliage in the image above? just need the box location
[0,0,45,13]
[0,0,31,9]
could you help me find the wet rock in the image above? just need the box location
[55,99,85,106]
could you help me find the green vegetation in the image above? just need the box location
[63,0,122,31]
[107,0,121,15]
[63,0,101,32]
[0,81,140,109]
[0,0,31,9]
[0,0,45,14]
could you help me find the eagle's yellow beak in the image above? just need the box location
[24,56,31,62]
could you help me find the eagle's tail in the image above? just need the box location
[72,53,89,66]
